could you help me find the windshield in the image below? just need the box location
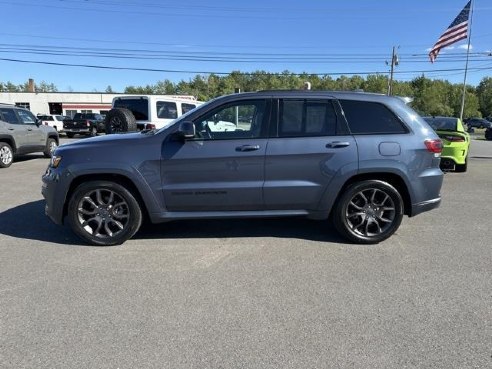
[423,117,458,131]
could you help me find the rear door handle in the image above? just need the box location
[236,145,260,152]
[326,141,350,148]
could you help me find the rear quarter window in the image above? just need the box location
[340,100,407,134]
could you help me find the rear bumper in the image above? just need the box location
[411,197,441,217]
[441,146,467,165]
[64,128,90,134]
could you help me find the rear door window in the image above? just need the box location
[278,99,337,137]
[340,100,407,134]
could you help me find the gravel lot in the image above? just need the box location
[1,138,491,369]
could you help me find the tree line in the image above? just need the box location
[123,72,492,119]
[3,72,492,119]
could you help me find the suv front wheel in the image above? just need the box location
[332,180,404,244]
[43,138,57,158]
[68,181,143,246]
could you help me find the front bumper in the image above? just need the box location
[41,166,70,225]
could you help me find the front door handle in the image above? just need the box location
[236,145,260,152]
[326,141,350,148]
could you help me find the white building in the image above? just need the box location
[0,92,123,117]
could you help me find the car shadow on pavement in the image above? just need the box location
[0,200,82,245]
[13,153,46,163]
[136,217,348,244]
[0,200,347,245]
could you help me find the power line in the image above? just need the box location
[1,57,491,77]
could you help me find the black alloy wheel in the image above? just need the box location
[333,180,404,244]
[68,181,142,246]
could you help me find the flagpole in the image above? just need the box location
[460,0,474,121]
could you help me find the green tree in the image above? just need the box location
[364,74,388,93]
[154,80,176,95]
[476,77,492,118]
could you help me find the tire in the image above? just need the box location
[105,108,137,134]
[0,142,14,168]
[66,132,75,138]
[68,181,142,246]
[332,180,404,244]
[89,126,98,137]
[455,158,468,173]
[43,137,57,158]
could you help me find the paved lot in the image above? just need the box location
[1,138,491,369]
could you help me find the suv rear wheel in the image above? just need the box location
[332,180,404,244]
[68,181,142,246]
[0,142,13,168]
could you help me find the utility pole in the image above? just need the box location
[387,46,399,96]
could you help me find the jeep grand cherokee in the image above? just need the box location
[42,91,443,246]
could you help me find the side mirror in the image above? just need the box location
[177,121,195,139]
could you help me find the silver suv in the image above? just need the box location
[42,91,444,246]
[0,104,59,168]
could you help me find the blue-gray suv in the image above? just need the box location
[42,91,444,246]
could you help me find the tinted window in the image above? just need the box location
[182,103,196,114]
[0,108,19,124]
[340,100,407,134]
[423,117,458,131]
[113,98,148,120]
[279,99,337,137]
[156,101,178,119]
[38,115,54,121]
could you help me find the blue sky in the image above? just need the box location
[1,0,491,92]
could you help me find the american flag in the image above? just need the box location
[429,1,471,63]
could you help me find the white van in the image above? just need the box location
[111,95,202,130]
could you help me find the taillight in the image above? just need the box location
[444,136,465,142]
[424,139,443,154]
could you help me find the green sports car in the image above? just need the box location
[423,116,470,172]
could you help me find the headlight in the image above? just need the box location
[50,155,62,168]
